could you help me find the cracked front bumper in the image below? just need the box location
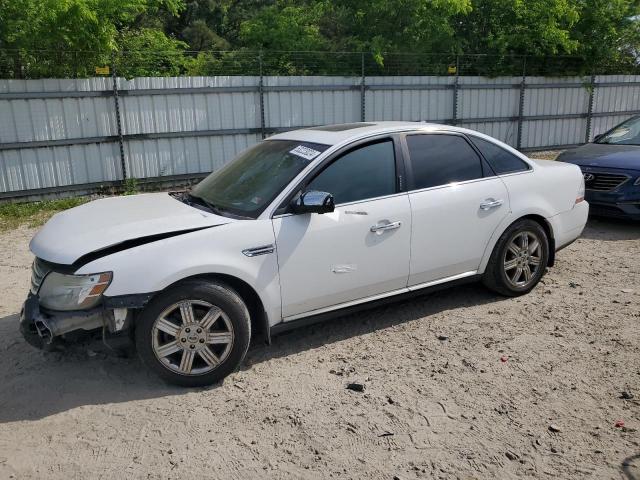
[19,293,123,349]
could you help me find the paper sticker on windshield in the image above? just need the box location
[289,145,322,161]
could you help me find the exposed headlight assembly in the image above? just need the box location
[38,271,112,311]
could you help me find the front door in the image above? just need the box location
[273,139,411,319]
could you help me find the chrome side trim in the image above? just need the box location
[283,287,408,321]
[495,170,534,179]
[282,270,479,321]
[242,244,275,257]
[407,270,478,292]
[407,175,507,195]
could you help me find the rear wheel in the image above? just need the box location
[136,280,251,387]
[482,219,549,296]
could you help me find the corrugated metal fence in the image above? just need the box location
[1,74,639,199]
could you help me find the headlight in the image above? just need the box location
[634,176,640,186]
[38,271,112,311]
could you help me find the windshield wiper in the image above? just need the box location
[185,192,227,216]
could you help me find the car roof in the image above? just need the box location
[265,121,534,171]
[267,121,454,146]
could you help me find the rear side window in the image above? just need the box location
[406,134,483,189]
[470,136,530,174]
[306,140,396,204]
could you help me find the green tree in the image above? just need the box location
[235,0,472,55]
[239,3,327,51]
[234,0,471,73]
[183,19,231,50]
[117,28,190,77]
[455,0,579,57]
[571,0,640,70]
[318,0,472,55]
[0,0,184,77]
[2,0,640,78]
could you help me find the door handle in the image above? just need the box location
[370,221,402,233]
[479,199,504,210]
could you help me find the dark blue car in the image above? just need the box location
[557,116,640,220]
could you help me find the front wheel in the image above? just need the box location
[135,280,251,387]
[482,219,549,297]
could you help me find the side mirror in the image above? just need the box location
[291,190,335,214]
[593,133,604,143]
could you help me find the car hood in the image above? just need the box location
[30,193,235,265]
[557,143,640,170]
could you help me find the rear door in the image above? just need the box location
[273,137,412,319]
[403,132,510,286]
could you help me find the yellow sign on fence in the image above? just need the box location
[95,66,110,75]
[448,65,457,75]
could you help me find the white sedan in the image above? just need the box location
[21,122,588,386]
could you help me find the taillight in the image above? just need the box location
[575,175,585,204]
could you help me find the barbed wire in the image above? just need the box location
[1,49,638,80]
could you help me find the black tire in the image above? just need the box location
[135,280,251,387]
[482,219,549,297]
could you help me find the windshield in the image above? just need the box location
[596,116,640,146]
[191,139,330,218]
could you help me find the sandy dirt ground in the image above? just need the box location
[0,217,638,480]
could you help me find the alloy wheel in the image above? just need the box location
[151,300,234,376]
[502,230,543,288]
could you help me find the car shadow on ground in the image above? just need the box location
[245,282,501,369]
[0,282,505,423]
[580,216,640,241]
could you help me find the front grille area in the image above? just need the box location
[583,172,630,192]
[30,258,51,295]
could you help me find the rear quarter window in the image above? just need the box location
[469,136,531,175]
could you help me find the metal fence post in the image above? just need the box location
[452,55,460,125]
[585,74,596,143]
[110,51,127,182]
[13,50,23,79]
[258,52,266,139]
[360,52,366,122]
[516,56,527,149]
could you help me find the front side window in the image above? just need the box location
[406,134,483,190]
[306,140,397,204]
[191,140,329,218]
[596,116,640,145]
[470,136,530,174]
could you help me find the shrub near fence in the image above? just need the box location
[1,51,639,200]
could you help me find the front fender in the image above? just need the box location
[76,220,282,327]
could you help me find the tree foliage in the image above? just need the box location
[0,0,187,77]
[456,0,579,56]
[1,0,639,77]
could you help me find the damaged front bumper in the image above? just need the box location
[20,293,131,349]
